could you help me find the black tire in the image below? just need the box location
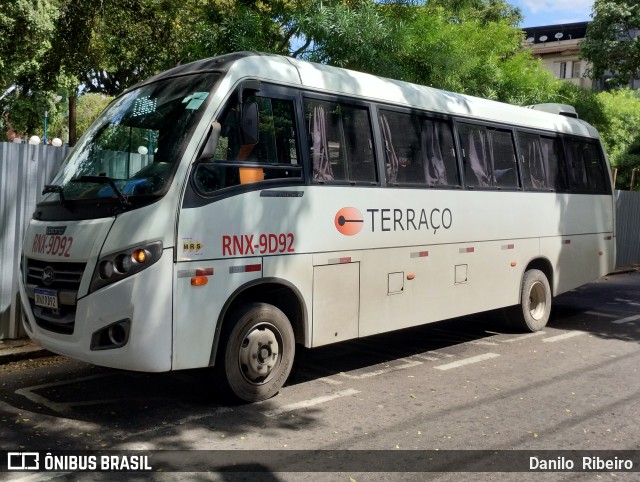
[507,269,552,332]
[220,303,295,402]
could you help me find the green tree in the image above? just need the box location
[581,0,640,88]
[48,92,113,142]
[0,0,58,134]
[595,89,640,190]
[48,0,186,95]
[553,82,607,129]
[182,0,400,76]
[392,1,558,105]
[0,0,569,143]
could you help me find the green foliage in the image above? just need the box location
[49,0,186,95]
[48,93,113,142]
[496,53,559,105]
[293,0,402,76]
[0,0,58,133]
[181,0,290,60]
[0,0,627,159]
[594,89,640,189]
[392,1,555,105]
[552,82,607,130]
[581,0,640,88]
[76,94,114,138]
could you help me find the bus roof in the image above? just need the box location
[147,52,598,139]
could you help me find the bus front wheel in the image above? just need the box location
[221,303,295,402]
[508,269,552,332]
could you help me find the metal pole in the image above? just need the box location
[631,168,637,191]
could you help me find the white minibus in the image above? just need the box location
[20,52,615,401]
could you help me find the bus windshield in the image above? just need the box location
[46,74,220,206]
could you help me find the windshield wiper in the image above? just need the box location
[42,184,71,209]
[72,175,132,209]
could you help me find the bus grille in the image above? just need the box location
[25,259,86,335]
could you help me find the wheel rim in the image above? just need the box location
[528,280,547,320]
[238,323,282,385]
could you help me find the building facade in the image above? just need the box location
[524,22,593,89]
[524,22,640,91]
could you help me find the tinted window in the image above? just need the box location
[564,138,608,193]
[194,95,301,194]
[304,99,376,183]
[379,110,459,187]
[518,132,568,191]
[458,123,518,189]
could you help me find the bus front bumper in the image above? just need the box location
[19,252,174,372]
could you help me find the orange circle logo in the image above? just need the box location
[335,207,364,236]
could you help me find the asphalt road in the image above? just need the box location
[1,271,639,481]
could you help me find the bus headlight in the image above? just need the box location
[99,260,115,279]
[115,254,132,273]
[91,241,163,292]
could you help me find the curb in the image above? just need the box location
[0,340,52,365]
[607,267,640,276]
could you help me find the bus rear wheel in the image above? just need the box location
[508,269,552,332]
[221,303,295,402]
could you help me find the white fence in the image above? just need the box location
[0,143,69,338]
[616,190,640,267]
[1,142,639,339]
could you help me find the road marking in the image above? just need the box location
[584,311,618,318]
[412,354,441,362]
[317,377,344,386]
[115,407,234,441]
[262,389,360,417]
[611,314,640,324]
[427,350,455,358]
[15,374,116,414]
[542,331,585,343]
[614,298,640,307]
[339,359,423,380]
[434,353,500,371]
[500,331,546,343]
[470,340,499,346]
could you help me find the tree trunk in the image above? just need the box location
[69,95,77,147]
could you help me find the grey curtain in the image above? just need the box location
[421,119,448,185]
[310,106,333,181]
[465,128,495,187]
[379,115,399,184]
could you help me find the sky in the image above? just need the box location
[511,0,595,28]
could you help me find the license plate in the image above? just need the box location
[34,288,59,310]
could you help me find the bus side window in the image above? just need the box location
[305,99,377,184]
[459,123,493,188]
[518,132,545,190]
[459,123,518,189]
[194,94,301,194]
[583,143,608,193]
[379,110,459,187]
[565,138,589,192]
[564,138,608,194]
[489,129,518,189]
[518,132,568,191]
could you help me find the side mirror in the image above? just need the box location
[197,121,221,161]
[240,102,259,146]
